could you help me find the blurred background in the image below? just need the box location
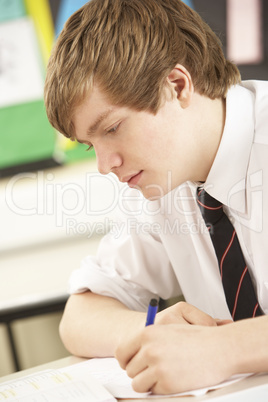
[0,0,267,377]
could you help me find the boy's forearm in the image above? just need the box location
[224,315,268,375]
[59,291,146,358]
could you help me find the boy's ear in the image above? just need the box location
[167,64,194,108]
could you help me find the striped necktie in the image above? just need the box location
[197,187,263,321]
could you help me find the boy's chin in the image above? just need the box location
[140,186,171,201]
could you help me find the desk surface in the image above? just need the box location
[0,356,268,401]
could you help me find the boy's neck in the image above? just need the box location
[191,93,226,183]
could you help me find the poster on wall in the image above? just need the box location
[0,17,44,108]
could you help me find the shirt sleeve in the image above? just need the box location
[69,218,182,312]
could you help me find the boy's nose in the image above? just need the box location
[95,147,123,175]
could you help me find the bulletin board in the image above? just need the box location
[192,0,268,80]
[0,0,92,178]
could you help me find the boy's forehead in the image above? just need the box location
[73,84,120,139]
[73,85,109,126]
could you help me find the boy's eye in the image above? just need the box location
[107,123,120,134]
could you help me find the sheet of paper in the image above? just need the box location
[0,368,116,401]
[0,17,44,108]
[62,357,252,399]
[226,0,263,65]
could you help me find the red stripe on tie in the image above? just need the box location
[197,189,223,210]
[220,230,236,278]
[232,266,248,319]
[253,303,259,317]
[197,199,223,211]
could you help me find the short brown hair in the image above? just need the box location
[44,0,240,139]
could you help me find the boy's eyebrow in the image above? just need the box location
[87,108,114,136]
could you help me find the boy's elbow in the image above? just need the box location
[59,312,77,356]
[59,297,96,358]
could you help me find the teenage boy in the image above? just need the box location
[44,0,268,395]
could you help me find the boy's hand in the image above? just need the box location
[155,301,225,326]
[115,323,233,395]
[115,303,233,394]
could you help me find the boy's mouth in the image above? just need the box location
[121,171,143,187]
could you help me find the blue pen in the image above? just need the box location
[145,298,158,326]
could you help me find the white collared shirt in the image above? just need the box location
[69,81,268,319]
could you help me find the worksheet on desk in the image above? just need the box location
[0,368,116,401]
[62,357,252,399]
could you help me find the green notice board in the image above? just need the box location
[0,1,95,174]
[0,100,56,169]
[0,0,26,22]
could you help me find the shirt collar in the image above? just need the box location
[204,83,255,213]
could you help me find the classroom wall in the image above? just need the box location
[0,222,102,376]
[0,233,104,375]
[0,158,113,376]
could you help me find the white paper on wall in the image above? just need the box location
[0,17,44,108]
